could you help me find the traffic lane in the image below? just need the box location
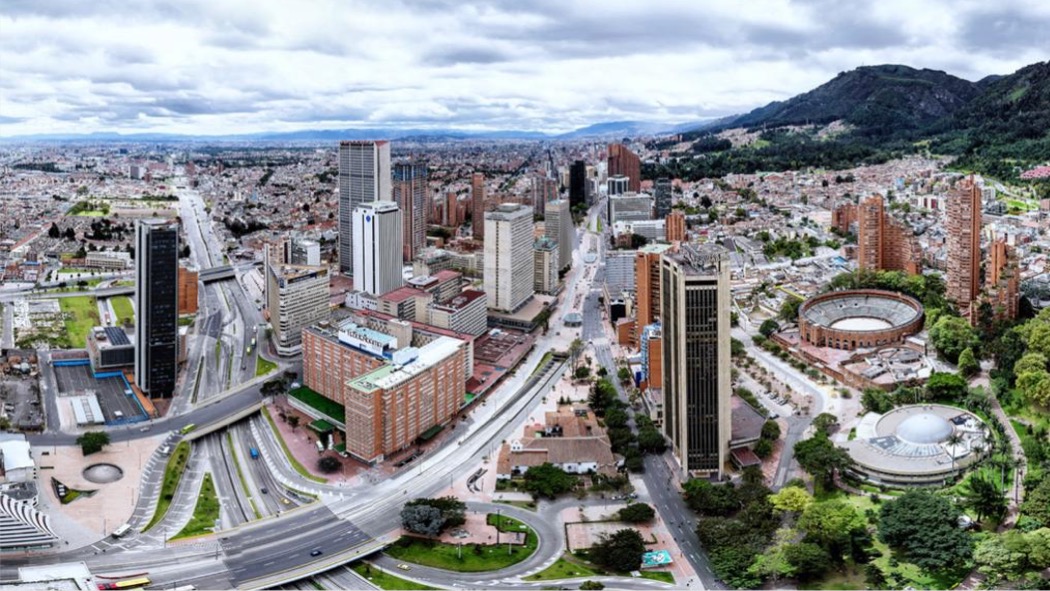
[224,519,371,585]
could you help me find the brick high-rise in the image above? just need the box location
[946,178,982,314]
[665,210,686,243]
[393,162,427,262]
[856,195,921,275]
[634,244,672,346]
[471,172,485,241]
[608,143,641,193]
[988,240,1019,321]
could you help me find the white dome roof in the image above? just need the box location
[896,413,953,444]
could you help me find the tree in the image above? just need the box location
[769,486,813,514]
[618,503,656,523]
[861,387,895,413]
[794,433,852,491]
[761,419,782,441]
[589,528,646,572]
[798,500,865,558]
[400,504,445,537]
[929,315,978,364]
[404,497,466,531]
[779,296,804,323]
[812,412,839,435]
[753,438,773,459]
[522,463,576,499]
[1022,477,1050,526]
[317,456,341,473]
[569,338,584,371]
[748,528,799,582]
[287,415,300,430]
[683,480,740,516]
[48,223,60,238]
[957,347,979,377]
[878,491,973,572]
[784,542,831,581]
[616,366,632,384]
[759,319,780,338]
[925,372,968,401]
[574,365,592,380]
[1013,352,1048,377]
[76,431,110,456]
[579,581,605,590]
[967,475,1007,522]
[637,427,667,454]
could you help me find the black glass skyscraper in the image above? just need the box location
[569,160,587,209]
[135,219,179,397]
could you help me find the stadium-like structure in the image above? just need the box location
[798,289,923,351]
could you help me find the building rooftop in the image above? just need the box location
[379,285,427,303]
[433,289,486,312]
[348,336,463,393]
[638,243,673,254]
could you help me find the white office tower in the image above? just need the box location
[353,201,404,296]
[545,199,574,271]
[484,204,535,312]
[339,140,391,275]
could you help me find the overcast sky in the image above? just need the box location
[1,0,1047,137]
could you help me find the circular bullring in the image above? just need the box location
[798,289,923,351]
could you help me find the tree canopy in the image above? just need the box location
[793,433,852,491]
[878,490,973,573]
[929,315,979,364]
[522,463,576,499]
[76,431,110,456]
[589,528,646,572]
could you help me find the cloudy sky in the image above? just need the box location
[1,0,1047,137]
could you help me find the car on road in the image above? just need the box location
[261,487,269,494]
[310,549,323,556]
[397,564,411,571]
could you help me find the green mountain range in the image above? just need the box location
[658,61,1050,181]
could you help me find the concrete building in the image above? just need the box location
[87,326,135,372]
[377,286,433,323]
[666,210,686,243]
[343,336,466,464]
[661,244,731,479]
[135,219,179,397]
[339,140,391,274]
[569,160,587,208]
[353,201,404,296]
[946,178,982,314]
[406,270,462,303]
[608,143,641,193]
[177,265,198,315]
[635,244,673,345]
[609,192,653,223]
[545,199,574,271]
[606,175,630,197]
[289,239,321,267]
[84,250,131,270]
[857,195,921,275]
[614,220,666,243]
[428,289,488,336]
[484,204,535,312]
[267,264,330,356]
[472,172,486,241]
[533,237,559,295]
[654,177,673,219]
[394,163,428,262]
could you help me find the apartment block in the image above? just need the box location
[266,264,330,356]
[946,178,982,314]
[533,237,559,295]
[428,289,487,337]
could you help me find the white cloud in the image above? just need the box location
[0,0,1045,136]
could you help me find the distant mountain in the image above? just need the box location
[701,64,982,136]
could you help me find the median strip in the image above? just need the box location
[142,440,191,532]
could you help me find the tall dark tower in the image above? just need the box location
[393,162,428,262]
[569,160,587,209]
[135,219,179,397]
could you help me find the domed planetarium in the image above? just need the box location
[843,404,989,486]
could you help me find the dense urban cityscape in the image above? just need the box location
[1,3,1049,591]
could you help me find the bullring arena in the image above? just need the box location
[798,289,924,350]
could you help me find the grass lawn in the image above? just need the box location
[256,356,277,377]
[530,352,554,377]
[386,514,537,572]
[110,295,134,325]
[640,571,675,583]
[143,441,191,532]
[524,556,601,581]
[260,406,327,483]
[288,386,345,422]
[178,315,195,327]
[350,562,436,590]
[171,473,220,539]
[59,296,99,348]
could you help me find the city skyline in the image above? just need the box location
[2,0,1047,137]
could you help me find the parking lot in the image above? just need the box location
[0,375,44,431]
[54,363,145,424]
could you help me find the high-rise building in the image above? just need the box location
[339,140,391,274]
[484,204,535,312]
[946,178,982,314]
[635,244,673,346]
[666,210,686,243]
[609,192,653,223]
[135,219,179,397]
[266,264,330,356]
[661,244,731,479]
[545,199,574,271]
[856,195,921,275]
[569,160,587,209]
[607,175,630,197]
[353,201,404,296]
[445,192,460,228]
[471,172,486,241]
[654,178,673,219]
[428,289,488,336]
[608,143,641,193]
[393,163,427,262]
[533,237,559,295]
[988,240,1019,321]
